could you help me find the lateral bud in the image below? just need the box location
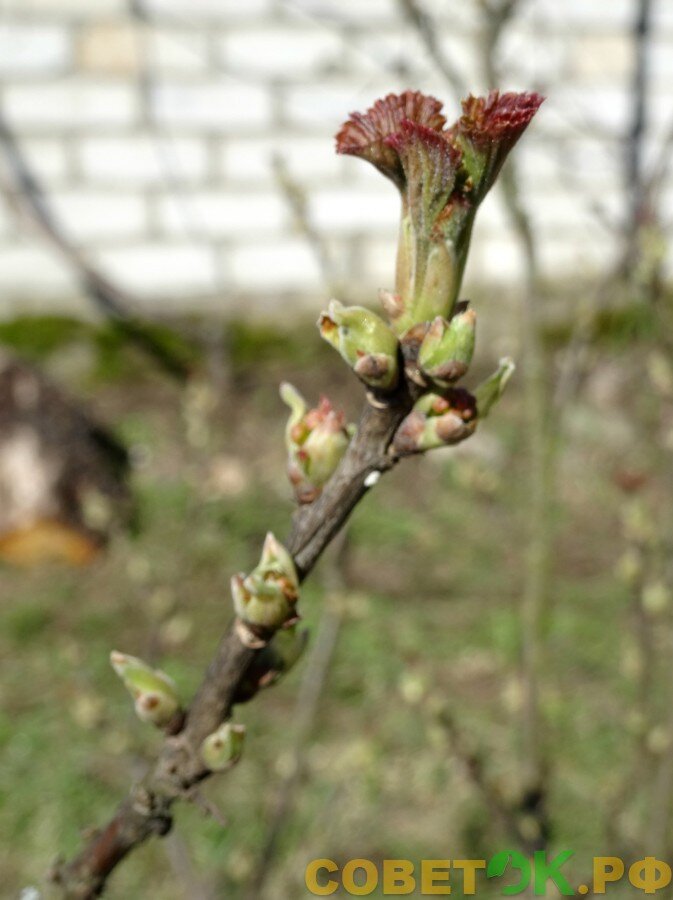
[392,389,477,456]
[109,651,180,728]
[280,382,354,504]
[318,299,399,391]
[231,532,299,630]
[201,721,246,772]
[474,357,515,418]
[418,309,476,387]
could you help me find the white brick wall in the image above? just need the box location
[4,82,138,129]
[308,187,399,234]
[0,0,670,315]
[77,136,209,186]
[154,191,288,237]
[5,0,126,16]
[152,83,271,131]
[14,139,70,182]
[0,25,71,76]
[50,191,148,242]
[0,244,78,299]
[96,243,218,299]
[218,28,345,78]
[147,29,209,73]
[229,239,322,291]
[142,0,272,20]
[218,136,342,184]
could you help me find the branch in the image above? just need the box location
[51,385,415,898]
[50,86,542,897]
[625,0,653,249]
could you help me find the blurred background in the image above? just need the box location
[0,0,672,897]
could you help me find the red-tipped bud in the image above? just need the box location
[336,90,446,186]
[392,388,477,456]
[281,383,354,503]
[449,91,544,202]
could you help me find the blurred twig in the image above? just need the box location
[163,831,215,900]
[480,0,552,851]
[625,0,653,265]
[437,707,531,846]
[129,0,234,396]
[401,0,552,857]
[272,154,343,298]
[0,112,194,381]
[602,0,673,859]
[554,0,663,410]
[397,0,467,99]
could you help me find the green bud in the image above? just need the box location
[201,721,246,772]
[280,382,353,503]
[474,357,515,418]
[258,531,297,581]
[318,300,399,391]
[232,532,299,630]
[392,389,477,456]
[418,309,476,387]
[110,651,180,728]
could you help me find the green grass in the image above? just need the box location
[0,316,664,898]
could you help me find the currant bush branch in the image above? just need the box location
[51,88,542,898]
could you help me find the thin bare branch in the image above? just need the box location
[272,154,343,297]
[0,112,194,381]
[397,0,467,100]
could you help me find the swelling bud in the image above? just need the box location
[201,721,246,772]
[110,651,180,728]
[418,309,476,387]
[280,382,353,503]
[231,532,299,630]
[393,389,477,455]
[318,300,399,391]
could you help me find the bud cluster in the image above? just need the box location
[336,89,543,334]
[315,90,542,456]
